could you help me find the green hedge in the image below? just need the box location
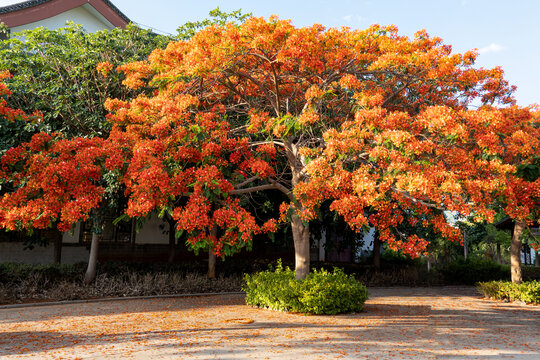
[0,260,273,284]
[438,258,510,285]
[242,261,368,315]
[0,262,86,284]
[477,280,540,304]
[522,266,540,281]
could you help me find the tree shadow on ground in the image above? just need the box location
[0,288,538,358]
[0,293,245,324]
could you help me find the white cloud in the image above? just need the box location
[341,15,367,24]
[478,43,505,55]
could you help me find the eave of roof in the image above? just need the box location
[494,217,514,231]
[0,0,130,27]
[0,0,50,14]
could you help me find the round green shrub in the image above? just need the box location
[243,261,368,315]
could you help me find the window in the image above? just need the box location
[79,213,133,243]
[0,29,10,41]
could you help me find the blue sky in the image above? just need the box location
[112,0,540,106]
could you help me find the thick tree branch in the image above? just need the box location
[250,140,287,148]
[229,125,248,134]
[230,183,279,195]
[232,69,279,115]
[269,60,281,115]
[230,177,294,201]
[391,187,446,211]
[235,175,259,188]
[382,81,412,107]
[268,177,294,201]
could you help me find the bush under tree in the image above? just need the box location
[243,261,368,315]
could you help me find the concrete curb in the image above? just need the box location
[0,291,246,310]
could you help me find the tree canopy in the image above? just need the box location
[106,17,537,277]
[0,17,538,280]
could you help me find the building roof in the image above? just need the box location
[494,217,515,231]
[494,217,540,237]
[0,0,130,28]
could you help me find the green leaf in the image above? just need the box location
[112,214,130,226]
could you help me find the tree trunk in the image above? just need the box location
[84,232,99,284]
[373,230,381,270]
[53,231,62,264]
[130,218,136,250]
[285,142,311,280]
[318,230,326,262]
[208,251,216,279]
[167,217,176,263]
[207,224,217,279]
[463,231,468,261]
[510,221,525,284]
[496,243,502,264]
[291,213,310,280]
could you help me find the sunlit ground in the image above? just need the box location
[0,287,538,359]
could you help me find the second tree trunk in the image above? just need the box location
[84,232,99,284]
[510,221,525,284]
[291,213,310,280]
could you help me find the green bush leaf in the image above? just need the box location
[242,262,368,315]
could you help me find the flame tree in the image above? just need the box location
[0,72,124,282]
[108,17,540,279]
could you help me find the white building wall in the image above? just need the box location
[62,222,81,244]
[9,5,115,33]
[136,213,169,244]
[62,214,171,246]
[0,242,89,264]
[356,227,376,260]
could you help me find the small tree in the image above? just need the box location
[105,92,278,276]
[0,132,124,283]
[0,23,169,265]
[0,23,169,143]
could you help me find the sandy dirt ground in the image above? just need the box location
[0,287,538,359]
